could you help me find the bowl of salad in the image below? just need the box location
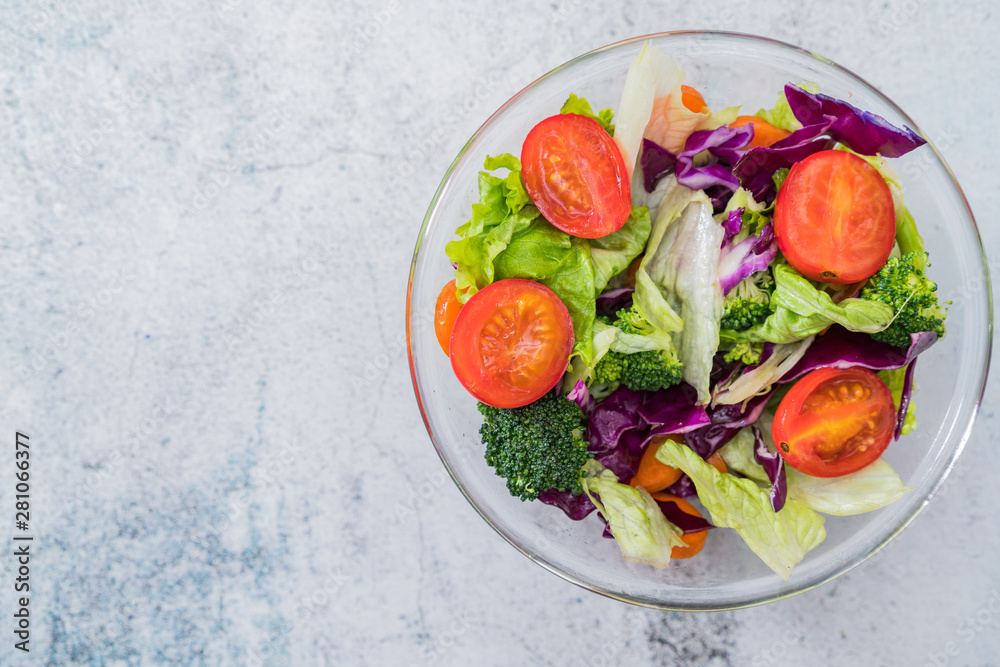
[406,31,992,610]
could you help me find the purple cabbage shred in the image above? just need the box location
[640,139,677,193]
[752,424,787,512]
[781,327,937,383]
[596,287,635,318]
[567,380,595,416]
[657,497,714,534]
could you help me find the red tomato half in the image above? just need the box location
[774,150,895,284]
[521,114,631,239]
[449,279,574,409]
[772,367,896,478]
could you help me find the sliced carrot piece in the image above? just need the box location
[680,85,708,113]
[649,493,708,559]
[630,436,683,493]
[730,115,791,148]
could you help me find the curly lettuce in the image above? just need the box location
[655,438,826,579]
[581,461,685,569]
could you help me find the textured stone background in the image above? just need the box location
[0,0,997,665]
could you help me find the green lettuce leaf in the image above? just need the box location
[485,153,532,213]
[631,177,695,336]
[581,461,685,569]
[447,154,539,300]
[724,263,894,344]
[894,200,925,268]
[447,205,540,301]
[878,367,917,435]
[454,154,530,238]
[786,458,912,516]
[560,93,616,136]
[589,206,651,293]
[591,320,619,365]
[717,428,769,484]
[642,179,724,403]
[655,438,826,580]
[721,187,767,219]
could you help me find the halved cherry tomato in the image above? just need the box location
[680,85,708,113]
[449,279,574,409]
[729,115,791,148]
[434,280,463,355]
[650,493,708,559]
[772,366,895,478]
[521,114,630,239]
[774,150,895,284]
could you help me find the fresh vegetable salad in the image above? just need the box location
[433,43,944,579]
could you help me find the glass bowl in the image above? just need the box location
[406,31,992,610]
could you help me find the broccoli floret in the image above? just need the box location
[723,341,763,366]
[861,251,946,348]
[618,349,684,391]
[478,392,590,501]
[593,349,626,385]
[595,349,683,391]
[720,300,771,331]
[720,270,774,331]
[593,306,683,392]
